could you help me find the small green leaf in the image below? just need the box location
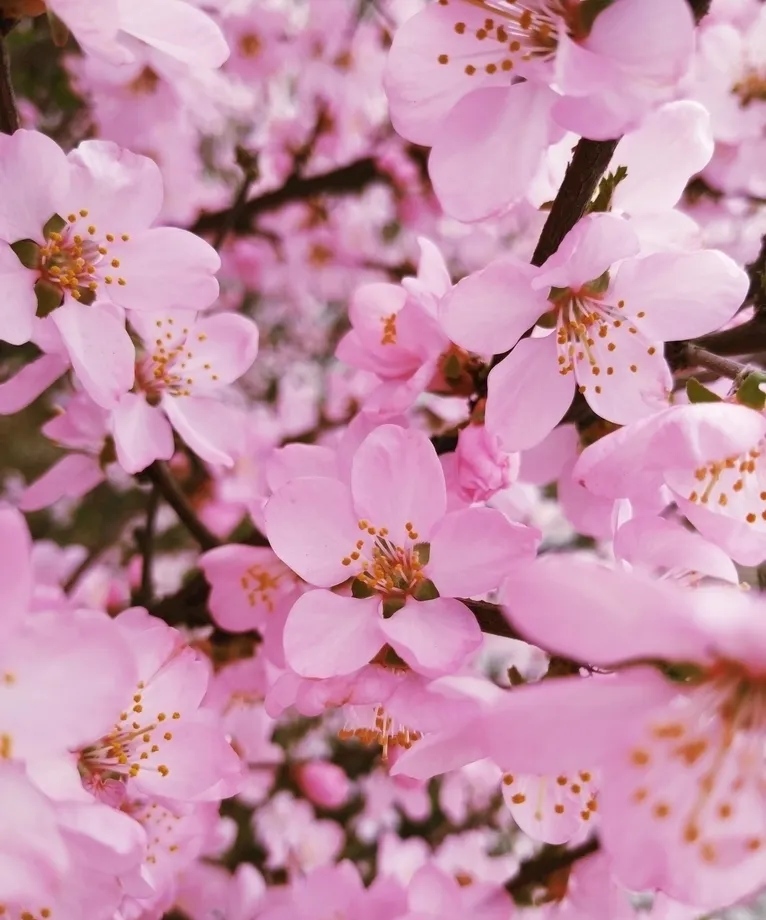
[47,9,70,47]
[414,542,430,565]
[736,372,766,410]
[590,165,628,213]
[10,239,39,269]
[686,377,722,404]
[43,213,66,239]
[351,577,375,599]
[588,269,611,294]
[34,280,63,318]
[444,353,462,384]
[412,578,439,602]
[382,597,406,619]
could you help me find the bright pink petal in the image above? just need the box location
[610,250,748,342]
[0,130,69,244]
[485,333,574,452]
[19,453,105,512]
[63,140,163,232]
[0,507,32,639]
[283,591,383,677]
[161,396,237,467]
[117,0,229,68]
[0,246,37,346]
[383,1,509,146]
[429,83,559,222]
[112,393,174,474]
[501,557,711,667]
[439,257,546,355]
[52,300,134,409]
[104,227,220,313]
[535,212,640,290]
[0,353,67,414]
[351,425,446,542]
[380,596,482,677]
[428,507,539,597]
[265,477,362,587]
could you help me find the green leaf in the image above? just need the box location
[43,213,66,238]
[686,377,722,404]
[351,577,375,599]
[34,280,63,318]
[412,578,439,601]
[736,372,766,410]
[382,597,406,619]
[10,239,39,269]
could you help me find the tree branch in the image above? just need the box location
[505,838,599,897]
[0,34,18,135]
[145,461,221,551]
[212,147,261,250]
[136,485,160,607]
[679,343,751,381]
[191,157,387,237]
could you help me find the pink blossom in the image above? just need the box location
[110,309,258,472]
[453,424,519,504]
[441,213,748,450]
[294,761,352,810]
[265,424,539,678]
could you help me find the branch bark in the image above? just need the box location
[145,462,221,551]
[505,838,599,897]
[0,34,18,135]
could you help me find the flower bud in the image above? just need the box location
[455,425,519,504]
[294,761,351,810]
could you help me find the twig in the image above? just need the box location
[0,34,18,134]
[531,138,619,269]
[212,147,260,250]
[680,343,751,380]
[145,461,221,551]
[505,838,599,897]
[191,157,386,236]
[136,485,160,607]
[63,544,105,594]
[692,314,766,357]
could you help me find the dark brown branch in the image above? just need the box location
[212,147,260,250]
[145,461,221,551]
[136,485,160,607]
[677,343,751,380]
[505,838,599,897]
[531,138,619,269]
[693,314,766,357]
[0,35,18,134]
[191,157,385,237]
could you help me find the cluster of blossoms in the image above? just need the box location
[2,0,766,917]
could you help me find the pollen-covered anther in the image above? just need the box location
[380,313,397,345]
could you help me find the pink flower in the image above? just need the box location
[48,0,229,70]
[0,131,221,407]
[441,213,748,450]
[399,556,766,909]
[453,424,519,505]
[265,424,539,678]
[384,0,694,219]
[110,309,259,473]
[294,762,352,810]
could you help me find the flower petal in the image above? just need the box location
[19,454,105,512]
[0,245,37,346]
[111,393,174,474]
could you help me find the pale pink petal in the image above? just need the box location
[161,395,236,467]
[47,0,123,62]
[112,393,174,474]
[351,425,446,542]
[104,227,220,313]
[0,353,67,415]
[0,506,32,639]
[612,102,714,214]
[265,477,362,587]
[428,507,539,597]
[501,557,711,666]
[485,333,574,452]
[182,313,259,392]
[610,250,748,342]
[265,443,338,492]
[429,83,559,222]
[380,596,482,676]
[676,496,766,567]
[439,257,546,355]
[117,0,229,68]
[19,454,105,512]
[51,300,134,409]
[383,1,509,146]
[574,324,672,424]
[518,424,579,485]
[0,130,69,244]
[63,140,163,232]
[283,591,383,677]
[534,213,640,290]
[0,246,37,346]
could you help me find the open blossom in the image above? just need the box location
[397,556,766,909]
[441,213,748,450]
[0,131,221,407]
[110,309,259,473]
[265,424,539,679]
[384,0,694,219]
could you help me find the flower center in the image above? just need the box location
[135,318,219,402]
[339,702,423,761]
[733,68,766,108]
[238,32,263,58]
[342,520,427,599]
[681,442,765,526]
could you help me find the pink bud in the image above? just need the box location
[455,424,519,503]
[294,761,351,810]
